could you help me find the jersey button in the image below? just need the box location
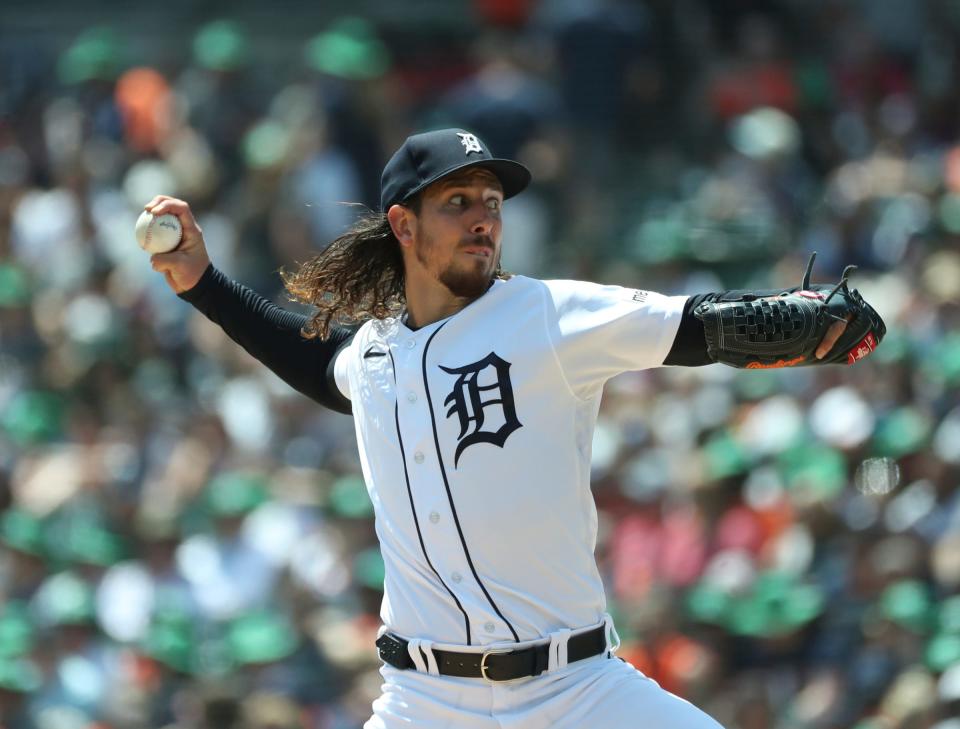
[429,511,440,523]
[406,392,417,403]
[414,452,425,464]
[405,340,416,349]
[484,622,496,633]
[451,572,462,583]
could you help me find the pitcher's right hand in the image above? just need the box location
[143,196,211,294]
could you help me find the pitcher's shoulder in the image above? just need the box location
[484,274,555,308]
[494,274,557,296]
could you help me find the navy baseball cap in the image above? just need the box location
[380,128,531,211]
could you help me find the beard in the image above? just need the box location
[438,261,495,298]
[416,234,497,299]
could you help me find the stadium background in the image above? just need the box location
[2,1,959,727]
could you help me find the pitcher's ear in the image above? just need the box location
[387,204,415,248]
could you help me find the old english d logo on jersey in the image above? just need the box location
[457,132,483,155]
[440,352,522,467]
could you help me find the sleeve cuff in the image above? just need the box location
[176,263,218,303]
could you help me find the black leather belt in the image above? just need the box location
[375,625,608,682]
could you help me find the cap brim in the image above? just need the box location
[397,158,531,206]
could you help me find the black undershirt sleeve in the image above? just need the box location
[663,287,796,367]
[177,264,355,414]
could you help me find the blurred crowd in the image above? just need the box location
[2,0,960,727]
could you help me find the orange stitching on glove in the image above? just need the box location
[746,356,806,369]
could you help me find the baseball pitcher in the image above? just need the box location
[148,129,884,728]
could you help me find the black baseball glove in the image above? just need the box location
[694,253,886,369]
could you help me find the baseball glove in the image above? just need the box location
[694,253,886,369]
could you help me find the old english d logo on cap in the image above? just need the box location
[457,132,483,155]
[379,128,531,210]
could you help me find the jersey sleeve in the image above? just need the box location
[542,279,687,397]
[332,337,354,402]
[177,264,355,414]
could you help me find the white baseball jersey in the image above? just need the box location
[333,275,685,646]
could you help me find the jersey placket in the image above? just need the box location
[395,323,517,645]
[391,328,479,644]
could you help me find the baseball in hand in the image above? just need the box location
[135,210,183,254]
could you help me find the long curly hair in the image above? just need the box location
[280,200,509,340]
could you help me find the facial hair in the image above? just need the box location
[416,233,496,299]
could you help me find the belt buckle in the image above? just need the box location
[479,647,513,683]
